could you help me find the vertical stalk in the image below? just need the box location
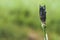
[41,22,48,40]
[40,5,48,40]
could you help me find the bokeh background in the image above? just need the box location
[0,0,60,40]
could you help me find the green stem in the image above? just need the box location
[44,26,47,40]
[42,23,48,40]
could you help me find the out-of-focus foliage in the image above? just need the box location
[0,0,60,40]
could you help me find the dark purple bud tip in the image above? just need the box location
[39,5,46,22]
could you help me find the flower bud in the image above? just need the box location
[39,5,46,22]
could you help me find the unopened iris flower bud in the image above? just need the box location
[39,5,46,23]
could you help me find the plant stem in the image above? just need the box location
[41,23,48,40]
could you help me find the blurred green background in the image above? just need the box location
[0,0,60,40]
